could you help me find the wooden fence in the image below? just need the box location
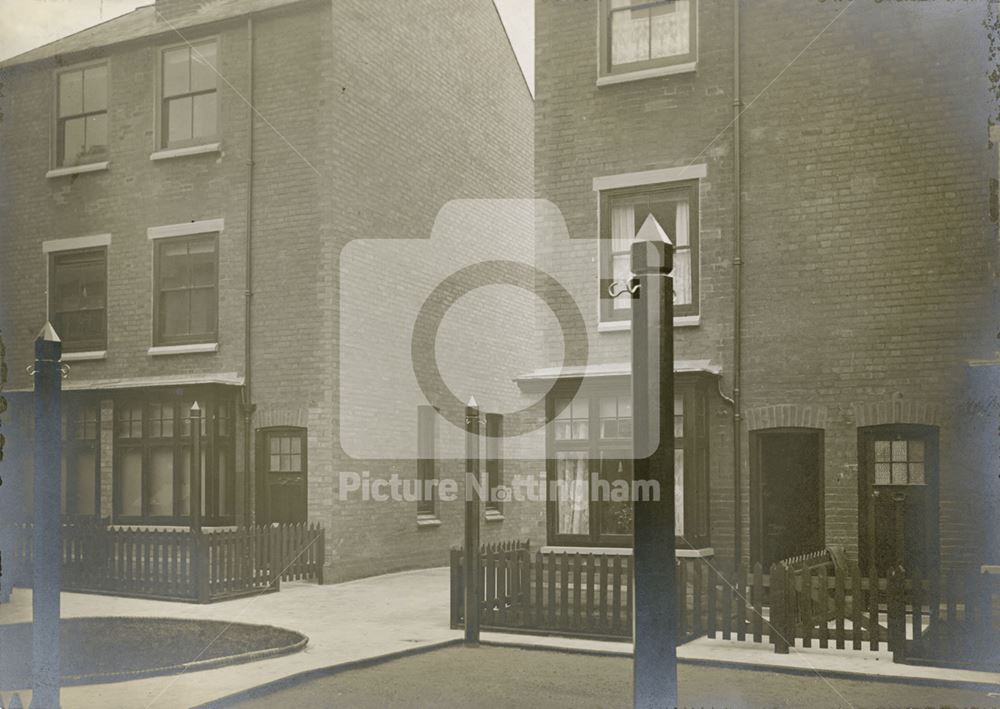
[1,521,324,603]
[449,541,999,669]
[451,542,706,642]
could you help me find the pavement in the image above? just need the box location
[0,566,997,708]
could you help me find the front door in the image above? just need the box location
[858,425,938,576]
[256,427,307,524]
[751,428,825,568]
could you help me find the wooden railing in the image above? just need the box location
[1,521,325,603]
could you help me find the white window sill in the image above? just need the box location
[416,514,442,528]
[61,350,107,362]
[46,161,109,179]
[598,315,700,332]
[484,509,505,523]
[597,61,697,87]
[540,545,714,558]
[148,342,219,356]
[150,142,221,161]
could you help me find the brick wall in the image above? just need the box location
[535,0,997,570]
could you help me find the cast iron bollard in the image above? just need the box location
[464,397,481,646]
[32,323,62,709]
[630,237,677,709]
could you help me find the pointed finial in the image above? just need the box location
[36,321,61,343]
[190,401,201,412]
[635,214,672,245]
[467,395,478,409]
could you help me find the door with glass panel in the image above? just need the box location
[257,427,307,524]
[858,424,939,576]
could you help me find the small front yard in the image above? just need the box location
[0,617,307,690]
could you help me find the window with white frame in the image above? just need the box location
[153,234,218,346]
[56,63,108,167]
[161,39,218,148]
[599,181,698,322]
[599,0,697,79]
[49,247,107,352]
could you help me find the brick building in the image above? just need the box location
[0,0,536,582]
[531,0,998,574]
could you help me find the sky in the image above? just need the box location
[0,0,535,93]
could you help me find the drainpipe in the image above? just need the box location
[731,0,744,570]
[241,14,257,527]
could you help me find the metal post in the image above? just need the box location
[31,323,62,709]
[630,238,676,709]
[464,396,481,646]
[190,402,203,533]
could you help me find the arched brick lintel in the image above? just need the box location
[254,407,309,431]
[852,399,944,428]
[745,404,829,431]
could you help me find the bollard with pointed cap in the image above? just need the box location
[464,395,481,646]
[630,225,677,709]
[32,323,62,709]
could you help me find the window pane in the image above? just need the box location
[76,450,97,516]
[874,440,891,462]
[675,447,684,536]
[118,405,142,438]
[188,287,215,335]
[554,399,571,420]
[610,206,635,251]
[891,462,908,485]
[59,70,83,117]
[163,47,190,97]
[190,42,217,92]
[149,448,174,516]
[83,65,107,112]
[650,0,690,59]
[85,113,108,157]
[874,462,890,485]
[121,449,143,515]
[909,463,924,485]
[160,244,189,289]
[62,116,86,166]
[556,451,589,535]
[891,440,907,462]
[674,248,692,305]
[909,440,924,462]
[188,242,216,285]
[599,455,633,535]
[192,92,217,140]
[167,96,193,144]
[611,6,650,65]
[160,290,190,338]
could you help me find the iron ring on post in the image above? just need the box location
[411,260,589,436]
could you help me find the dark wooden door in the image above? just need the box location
[858,425,938,576]
[751,428,825,568]
[256,427,307,524]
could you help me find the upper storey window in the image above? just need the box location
[56,63,108,167]
[599,0,697,82]
[161,39,218,148]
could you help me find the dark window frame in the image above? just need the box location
[599,180,699,323]
[160,38,220,149]
[55,61,109,167]
[49,247,108,352]
[598,0,698,79]
[545,376,710,548]
[153,233,219,347]
[112,388,235,526]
